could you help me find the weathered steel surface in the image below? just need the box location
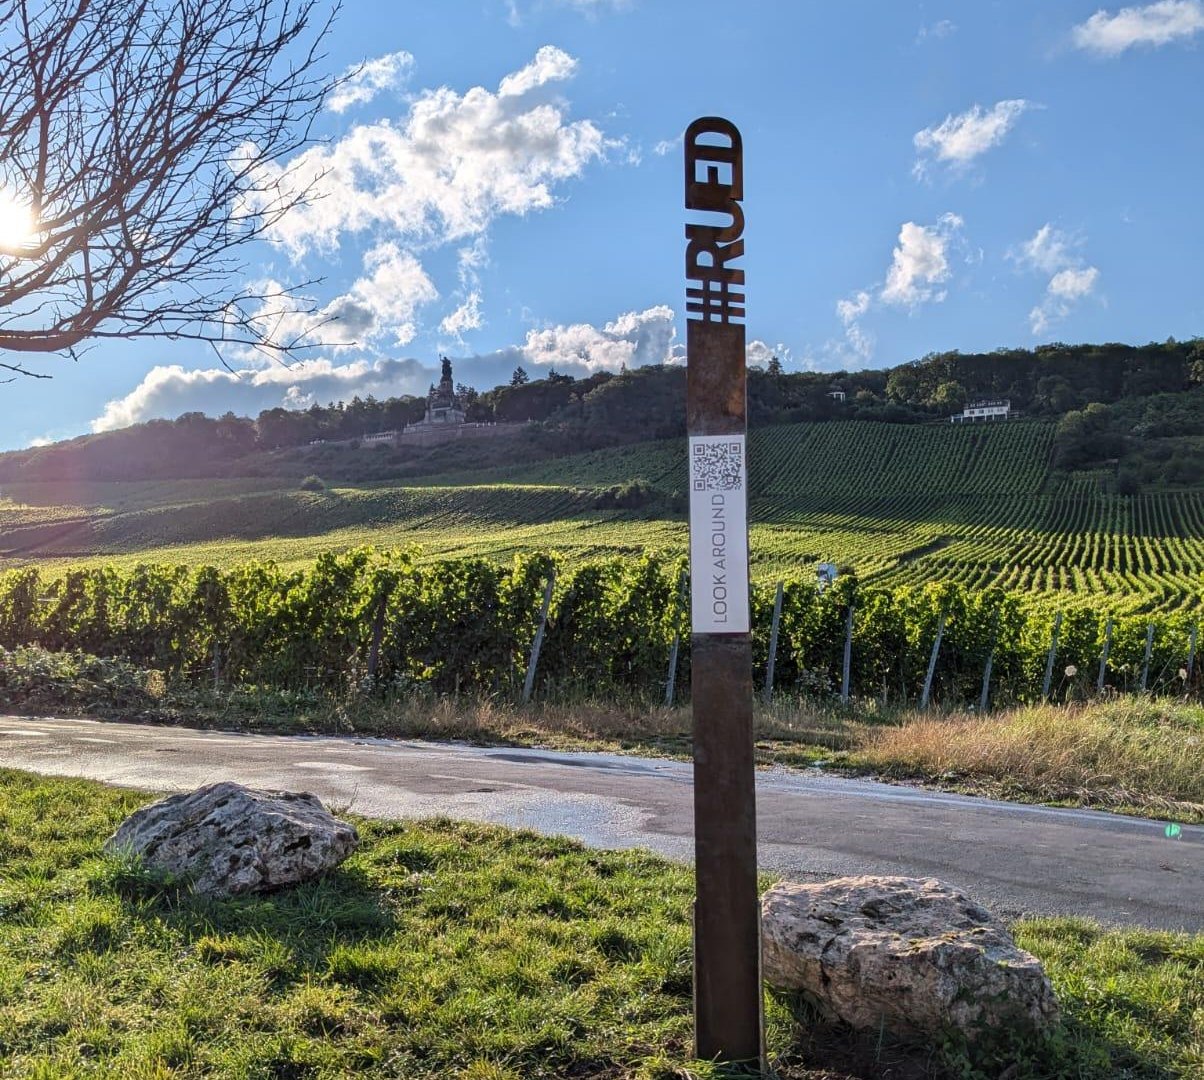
[685,115,764,1069]
[691,634,762,1065]
[687,323,746,434]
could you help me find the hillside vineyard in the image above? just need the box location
[1,420,1203,614]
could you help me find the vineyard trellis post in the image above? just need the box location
[920,607,946,710]
[763,581,784,706]
[1097,616,1113,693]
[840,602,854,705]
[1041,611,1063,702]
[521,570,556,705]
[1187,624,1198,687]
[665,569,688,707]
[212,640,221,692]
[1139,622,1155,693]
[979,610,999,713]
[366,590,391,682]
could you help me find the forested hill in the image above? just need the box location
[2,338,1202,485]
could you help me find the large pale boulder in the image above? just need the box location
[761,876,1058,1040]
[106,782,359,897]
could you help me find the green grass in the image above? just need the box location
[4,419,1204,611]
[0,769,1201,1078]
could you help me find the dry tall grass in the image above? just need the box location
[858,698,1204,820]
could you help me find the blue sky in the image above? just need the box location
[3,0,1203,450]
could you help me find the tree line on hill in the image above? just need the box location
[2,339,1201,484]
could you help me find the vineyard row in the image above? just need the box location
[1,549,1200,707]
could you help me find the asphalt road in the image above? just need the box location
[0,714,1200,932]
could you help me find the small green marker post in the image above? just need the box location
[1164,823,1182,839]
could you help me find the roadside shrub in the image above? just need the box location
[299,474,326,491]
[0,646,156,711]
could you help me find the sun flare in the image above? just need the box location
[0,188,36,252]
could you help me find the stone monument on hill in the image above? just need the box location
[414,355,466,428]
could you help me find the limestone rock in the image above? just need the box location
[761,876,1058,1040]
[106,782,358,897]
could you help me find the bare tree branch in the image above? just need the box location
[0,0,339,370]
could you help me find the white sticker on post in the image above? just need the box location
[689,434,750,634]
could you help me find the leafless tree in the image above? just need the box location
[0,0,337,378]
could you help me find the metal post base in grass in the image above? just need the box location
[685,116,764,1071]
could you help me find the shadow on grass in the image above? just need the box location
[90,856,398,984]
[767,989,1180,1080]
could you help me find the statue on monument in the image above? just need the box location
[416,356,466,428]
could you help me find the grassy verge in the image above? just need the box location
[2,645,1201,824]
[853,698,1204,823]
[0,769,1201,1079]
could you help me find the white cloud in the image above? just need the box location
[836,290,871,325]
[239,245,438,358]
[1031,266,1101,333]
[1073,1,1204,55]
[834,290,875,362]
[654,133,683,156]
[1011,224,1100,334]
[498,44,578,97]
[92,358,437,432]
[327,51,414,113]
[880,214,963,307]
[1048,266,1100,299]
[1009,223,1074,275]
[440,293,483,337]
[916,19,957,43]
[913,100,1033,176]
[746,341,794,369]
[250,46,614,258]
[91,306,679,430]
[518,305,675,372]
[828,215,963,364]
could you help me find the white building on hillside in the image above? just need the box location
[951,399,1011,423]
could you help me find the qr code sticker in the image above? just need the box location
[692,440,744,492]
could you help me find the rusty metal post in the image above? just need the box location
[684,116,764,1070]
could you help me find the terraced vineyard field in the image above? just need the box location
[2,419,1202,612]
